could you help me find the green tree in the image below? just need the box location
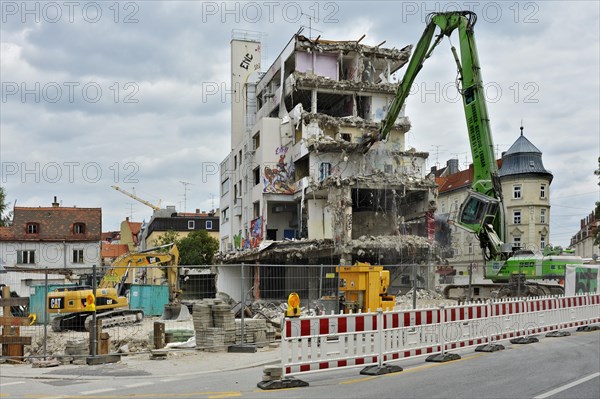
[177,230,219,266]
[154,230,180,250]
[0,187,8,227]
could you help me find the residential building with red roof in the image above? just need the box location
[0,197,101,274]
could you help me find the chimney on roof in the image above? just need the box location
[447,159,459,175]
[52,196,59,207]
[126,217,129,222]
[430,165,437,173]
[196,209,200,214]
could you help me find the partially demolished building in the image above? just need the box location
[219,32,438,268]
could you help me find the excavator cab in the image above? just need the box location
[457,191,499,233]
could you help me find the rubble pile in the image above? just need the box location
[396,289,445,302]
[395,288,457,307]
[250,300,284,329]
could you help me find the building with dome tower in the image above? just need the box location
[432,126,553,285]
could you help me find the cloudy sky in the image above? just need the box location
[1,1,598,248]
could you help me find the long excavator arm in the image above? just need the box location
[365,11,506,260]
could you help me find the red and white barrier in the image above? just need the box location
[279,293,600,379]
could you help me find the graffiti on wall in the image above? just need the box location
[249,217,263,248]
[263,146,297,194]
[233,221,263,250]
[234,230,243,250]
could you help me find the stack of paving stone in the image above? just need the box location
[235,318,277,347]
[193,299,232,352]
[235,319,256,344]
[211,303,236,345]
[262,365,283,383]
[196,327,225,352]
[192,301,213,330]
[193,299,279,351]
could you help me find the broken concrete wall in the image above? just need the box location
[295,52,338,79]
[307,199,334,240]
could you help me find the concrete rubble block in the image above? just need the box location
[64,339,88,356]
[31,358,61,368]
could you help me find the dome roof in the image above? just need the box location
[499,127,552,180]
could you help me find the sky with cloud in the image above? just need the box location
[1,1,598,248]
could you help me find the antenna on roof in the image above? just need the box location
[300,13,323,40]
[179,181,193,213]
[520,119,524,136]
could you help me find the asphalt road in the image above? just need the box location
[1,331,598,399]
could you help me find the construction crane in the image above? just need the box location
[111,185,161,212]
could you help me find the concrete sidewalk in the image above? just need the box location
[0,346,281,380]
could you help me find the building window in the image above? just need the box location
[221,208,229,223]
[513,210,521,224]
[17,250,35,264]
[72,249,84,263]
[221,178,230,196]
[513,236,521,249]
[233,155,237,170]
[441,201,446,214]
[73,223,86,234]
[384,164,393,174]
[206,220,213,230]
[540,235,546,250]
[253,167,260,186]
[188,220,195,230]
[253,132,260,150]
[540,209,546,224]
[319,163,331,181]
[26,223,39,234]
[513,185,522,199]
[341,133,352,142]
[540,184,546,199]
[468,242,473,254]
[238,150,242,166]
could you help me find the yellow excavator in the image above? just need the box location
[47,245,189,331]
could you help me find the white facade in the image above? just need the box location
[570,211,599,259]
[0,241,100,271]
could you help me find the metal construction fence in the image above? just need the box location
[0,263,463,360]
[279,293,600,378]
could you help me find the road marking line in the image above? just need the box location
[0,381,25,387]
[124,382,154,388]
[340,375,377,385]
[159,378,180,383]
[534,372,600,399]
[79,387,116,395]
